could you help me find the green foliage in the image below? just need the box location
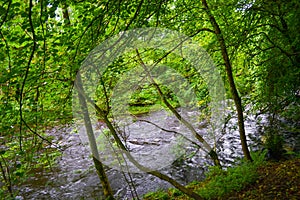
[95,49,208,117]
[168,188,184,197]
[197,151,266,199]
[128,83,181,115]
[129,84,160,106]
[1,0,300,198]
[143,151,267,200]
[242,0,300,117]
[143,188,183,200]
[128,104,163,116]
[281,102,300,123]
[0,138,61,199]
[143,189,169,200]
[263,129,285,160]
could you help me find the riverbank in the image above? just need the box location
[229,157,300,199]
[143,156,300,200]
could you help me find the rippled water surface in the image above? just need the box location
[18,108,300,199]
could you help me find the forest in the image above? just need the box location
[0,0,300,199]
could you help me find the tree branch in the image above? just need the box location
[19,0,37,151]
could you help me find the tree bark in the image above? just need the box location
[101,114,204,200]
[201,0,253,161]
[75,74,115,199]
[84,95,203,199]
[135,49,222,168]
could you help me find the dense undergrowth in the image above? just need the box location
[143,151,300,200]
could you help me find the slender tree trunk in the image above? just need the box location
[82,95,203,199]
[0,159,13,198]
[75,74,115,199]
[201,0,253,161]
[135,49,222,168]
[101,114,203,200]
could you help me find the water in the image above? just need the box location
[17,108,300,199]
[18,126,104,199]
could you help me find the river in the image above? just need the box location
[17,107,300,199]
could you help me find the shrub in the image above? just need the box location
[143,190,169,200]
[197,151,266,199]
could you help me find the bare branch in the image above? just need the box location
[137,119,205,151]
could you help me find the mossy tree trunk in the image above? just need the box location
[135,49,222,168]
[75,74,115,199]
[86,97,203,199]
[201,0,253,161]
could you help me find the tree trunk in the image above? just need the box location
[75,74,115,199]
[85,97,203,199]
[136,49,222,168]
[201,0,253,161]
[101,113,204,200]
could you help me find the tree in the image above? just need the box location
[200,0,253,161]
[237,0,300,158]
[244,0,300,114]
[1,0,299,198]
[75,74,114,199]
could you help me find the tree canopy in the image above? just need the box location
[0,0,299,199]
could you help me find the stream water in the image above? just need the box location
[17,107,300,200]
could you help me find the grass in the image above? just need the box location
[128,105,158,116]
[128,101,180,116]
